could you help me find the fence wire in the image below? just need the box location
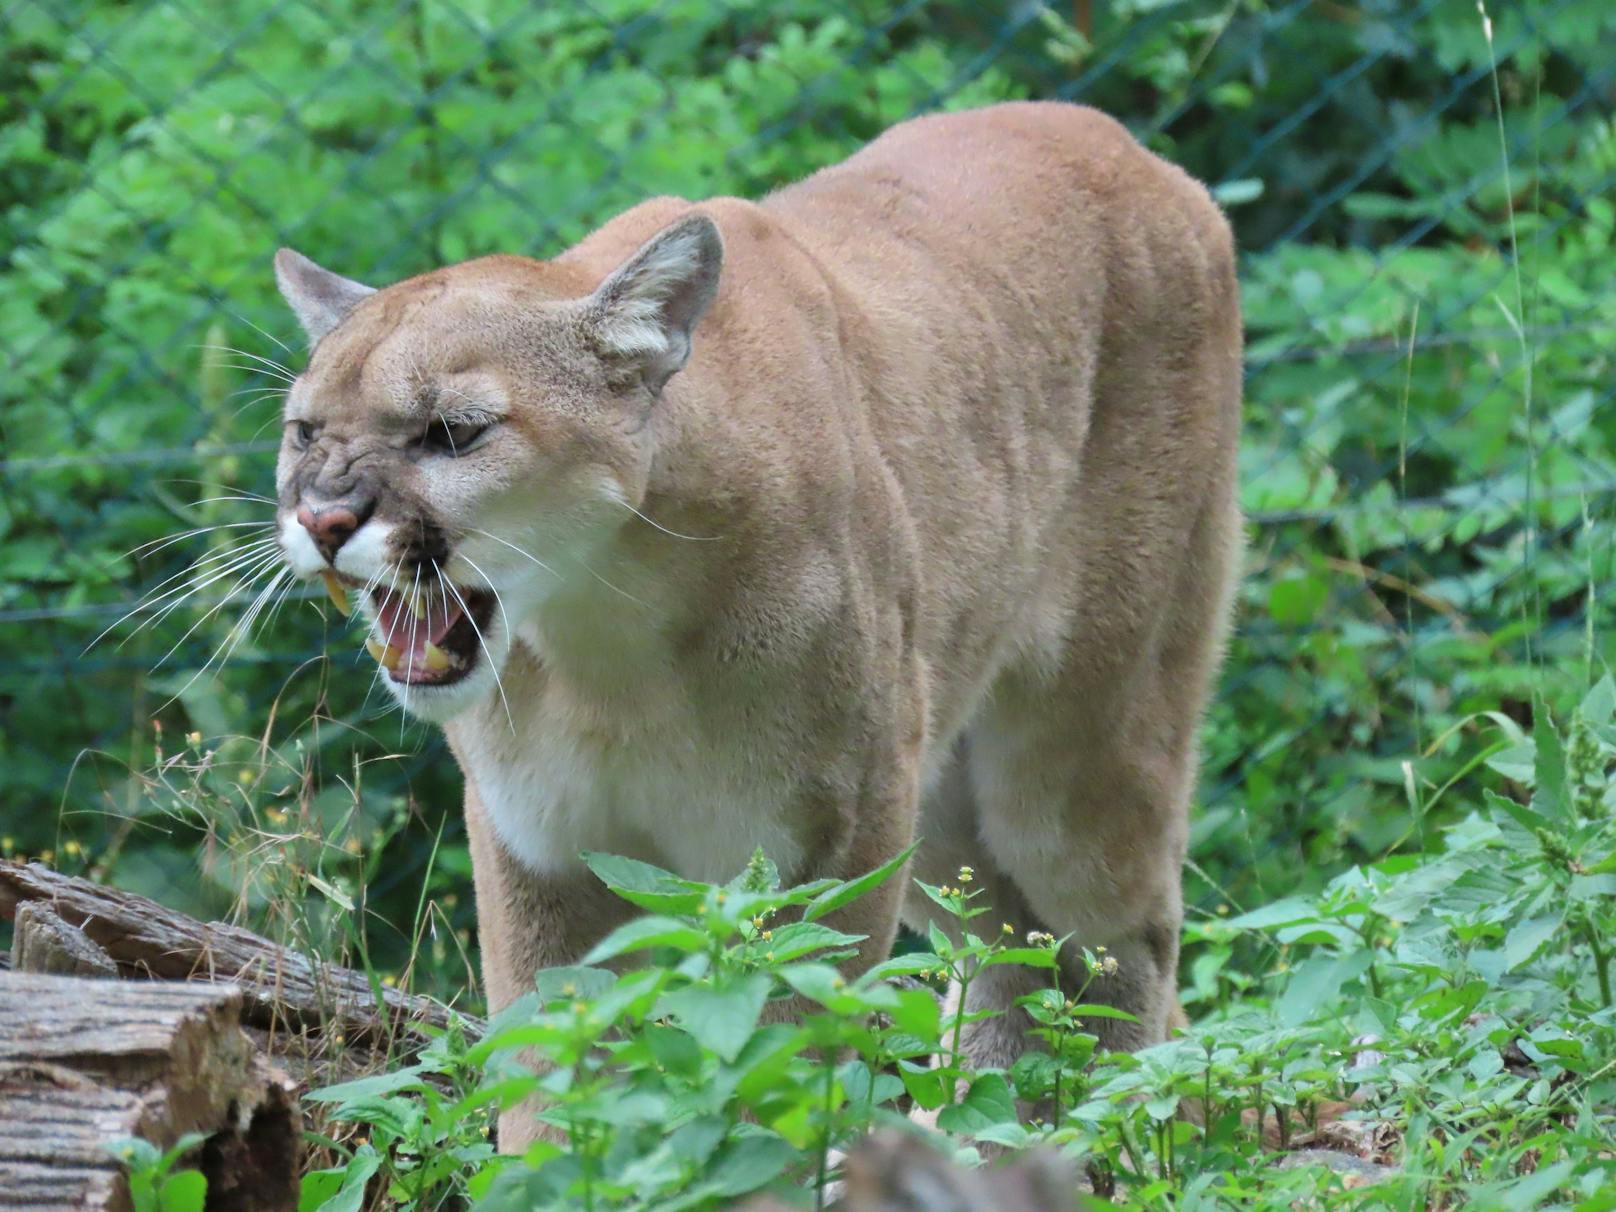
[2,0,1614,935]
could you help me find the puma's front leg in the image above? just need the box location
[462,782,636,1153]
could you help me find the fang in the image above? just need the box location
[365,636,403,671]
[321,570,352,617]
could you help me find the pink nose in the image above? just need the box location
[296,503,362,563]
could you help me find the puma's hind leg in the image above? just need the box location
[941,485,1240,1063]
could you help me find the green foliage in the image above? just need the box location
[108,1134,210,1212]
[299,696,1616,1208]
[4,0,1612,973]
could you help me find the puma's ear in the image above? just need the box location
[274,248,376,347]
[586,213,723,393]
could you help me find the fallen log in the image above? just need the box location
[0,972,299,1211]
[0,859,476,1050]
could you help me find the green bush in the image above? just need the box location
[291,688,1616,1208]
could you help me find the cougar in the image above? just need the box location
[271,101,1242,1151]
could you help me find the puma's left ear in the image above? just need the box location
[586,213,723,393]
[274,248,376,348]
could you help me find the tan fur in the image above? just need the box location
[272,102,1242,1153]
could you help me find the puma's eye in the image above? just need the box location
[423,414,493,456]
[290,420,315,449]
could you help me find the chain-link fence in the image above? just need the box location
[3,0,1614,980]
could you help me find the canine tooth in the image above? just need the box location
[422,641,451,672]
[321,570,352,616]
[365,636,403,670]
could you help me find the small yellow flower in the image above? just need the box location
[572,1000,588,1015]
[382,974,397,988]
[560,982,577,997]
[38,849,54,865]
[831,976,846,990]
[957,866,974,883]
[63,840,82,857]
[0,837,13,855]
[238,768,257,786]
[343,837,362,854]
[715,891,727,905]
[1217,903,1230,916]
[761,930,773,941]
[752,915,766,929]
[1095,945,1107,953]
[1002,923,1014,935]
[186,731,202,746]
[765,951,775,962]
[1101,955,1119,976]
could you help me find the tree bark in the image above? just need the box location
[0,972,299,1211]
[0,859,472,1049]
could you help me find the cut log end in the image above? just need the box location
[0,973,301,1211]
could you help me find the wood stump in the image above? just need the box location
[0,972,300,1211]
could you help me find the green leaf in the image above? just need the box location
[886,986,943,1044]
[157,1170,207,1212]
[304,1065,426,1103]
[779,962,897,1013]
[583,851,708,914]
[1268,571,1328,625]
[1499,1160,1575,1210]
[898,1060,949,1110]
[702,1132,797,1197]
[1276,951,1373,1026]
[655,973,772,1062]
[981,946,1059,969]
[644,1023,705,1078]
[581,915,710,963]
[107,1137,160,1173]
[1010,1050,1060,1099]
[1222,898,1320,930]
[1503,914,1562,971]
[862,952,945,981]
[1065,1003,1142,1023]
[755,921,867,962]
[802,843,917,922]
[534,965,617,1004]
[935,1073,1017,1136]
[1486,789,1550,837]
[1532,705,1569,822]
[1144,1094,1180,1122]
[1580,675,1616,726]
[299,1150,382,1212]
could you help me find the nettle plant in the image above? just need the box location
[299,847,1088,1210]
[297,681,1616,1209]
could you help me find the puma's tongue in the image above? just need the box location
[373,588,463,660]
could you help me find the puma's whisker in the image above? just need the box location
[92,537,281,652]
[439,561,513,732]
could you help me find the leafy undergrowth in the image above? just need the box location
[278,682,1616,1212]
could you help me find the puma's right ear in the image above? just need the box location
[585,213,723,394]
[274,248,376,347]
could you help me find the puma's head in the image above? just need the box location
[271,213,723,721]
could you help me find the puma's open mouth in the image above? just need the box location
[336,572,495,687]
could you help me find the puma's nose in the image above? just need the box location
[296,498,374,564]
